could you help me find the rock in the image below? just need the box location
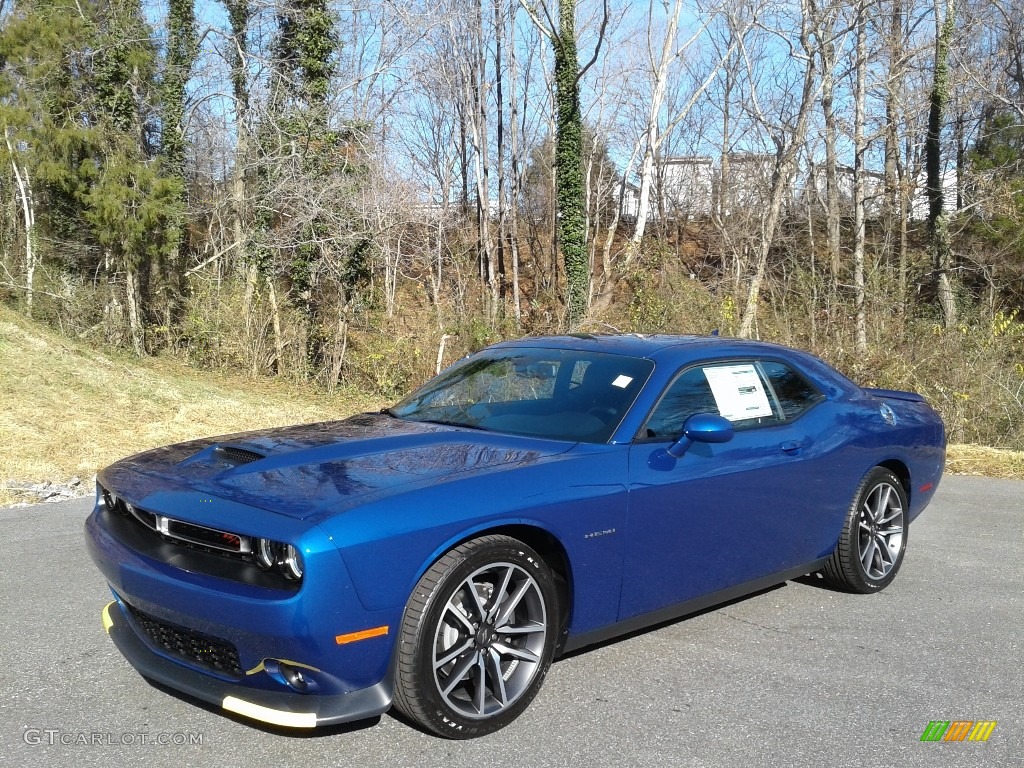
[2,477,91,504]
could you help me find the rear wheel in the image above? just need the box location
[393,535,559,738]
[822,467,908,593]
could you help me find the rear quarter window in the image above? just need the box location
[759,360,825,419]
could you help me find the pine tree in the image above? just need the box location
[0,0,184,353]
[159,0,199,327]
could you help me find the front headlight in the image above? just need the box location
[254,537,303,581]
[282,544,303,580]
[255,537,277,570]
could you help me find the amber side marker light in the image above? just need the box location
[335,625,389,645]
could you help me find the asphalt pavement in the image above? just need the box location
[1,475,1021,768]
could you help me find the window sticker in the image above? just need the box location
[611,374,633,389]
[702,364,773,421]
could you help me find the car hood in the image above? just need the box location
[100,413,573,520]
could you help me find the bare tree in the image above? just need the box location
[881,0,910,306]
[809,0,845,278]
[627,1,741,254]
[3,129,35,316]
[737,0,821,338]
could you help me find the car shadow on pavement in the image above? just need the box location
[791,571,846,591]
[555,582,790,662]
[137,575,842,737]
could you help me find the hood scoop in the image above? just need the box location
[215,445,266,466]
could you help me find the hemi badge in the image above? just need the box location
[336,625,389,645]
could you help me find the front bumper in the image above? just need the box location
[102,601,391,728]
[85,479,401,729]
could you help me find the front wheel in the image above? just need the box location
[822,467,908,593]
[393,535,559,738]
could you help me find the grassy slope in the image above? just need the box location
[0,307,1020,505]
[0,306,382,505]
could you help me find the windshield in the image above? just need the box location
[390,347,654,443]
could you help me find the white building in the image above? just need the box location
[619,183,642,221]
[910,168,959,220]
[809,163,887,219]
[626,152,775,220]
[661,156,715,217]
[719,152,775,215]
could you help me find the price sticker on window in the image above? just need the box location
[703,364,773,421]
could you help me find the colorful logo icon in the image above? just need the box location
[920,721,997,742]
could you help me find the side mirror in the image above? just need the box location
[666,413,734,458]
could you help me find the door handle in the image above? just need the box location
[781,441,802,454]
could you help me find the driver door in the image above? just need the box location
[618,359,844,620]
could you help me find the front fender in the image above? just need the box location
[320,446,630,636]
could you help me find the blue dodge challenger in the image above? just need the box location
[86,334,946,738]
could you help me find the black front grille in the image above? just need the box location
[126,603,243,676]
[103,489,250,558]
[165,518,247,554]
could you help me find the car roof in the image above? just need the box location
[489,333,862,399]
[490,333,800,360]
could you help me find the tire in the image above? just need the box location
[392,535,559,738]
[822,467,908,593]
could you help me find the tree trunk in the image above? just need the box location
[820,33,841,279]
[853,0,868,355]
[161,0,198,313]
[717,62,734,287]
[553,0,589,329]
[508,1,523,325]
[5,130,35,318]
[14,161,34,318]
[328,314,347,395]
[267,278,285,375]
[629,0,682,259]
[467,0,497,319]
[243,262,260,374]
[926,0,957,329]
[592,142,641,313]
[225,0,255,362]
[125,266,145,356]
[494,0,507,305]
[883,0,905,308]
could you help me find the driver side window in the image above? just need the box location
[643,367,719,439]
[642,359,824,440]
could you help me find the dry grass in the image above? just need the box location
[0,306,382,505]
[945,444,1024,479]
